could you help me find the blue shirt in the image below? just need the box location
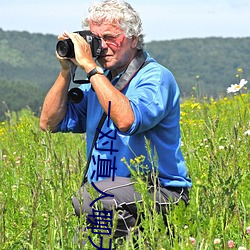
[58,52,192,188]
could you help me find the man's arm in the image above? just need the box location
[40,67,71,132]
[89,73,135,132]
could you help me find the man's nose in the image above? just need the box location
[101,38,108,49]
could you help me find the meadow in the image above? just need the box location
[0,89,249,249]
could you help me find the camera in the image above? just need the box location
[56,30,102,58]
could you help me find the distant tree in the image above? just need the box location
[0,79,45,121]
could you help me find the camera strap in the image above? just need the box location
[81,50,150,185]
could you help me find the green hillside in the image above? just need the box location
[145,37,250,97]
[0,29,60,87]
[0,28,249,120]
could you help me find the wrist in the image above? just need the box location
[83,63,97,74]
[87,66,104,80]
[60,68,71,80]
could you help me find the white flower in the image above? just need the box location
[238,247,246,250]
[227,79,248,93]
[20,207,25,214]
[244,130,250,136]
[214,238,221,244]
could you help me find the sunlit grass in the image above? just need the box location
[0,93,249,249]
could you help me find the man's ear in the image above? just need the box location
[131,36,139,48]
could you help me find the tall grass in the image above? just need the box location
[0,93,249,249]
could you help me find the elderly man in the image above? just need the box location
[40,0,192,246]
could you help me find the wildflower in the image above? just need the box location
[214,238,221,244]
[238,247,246,250]
[227,79,248,93]
[130,159,135,165]
[246,226,250,235]
[135,156,141,164]
[218,145,224,150]
[244,130,250,136]
[196,180,202,185]
[228,240,235,248]
[191,103,201,109]
[12,185,18,192]
[42,213,48,221]
[237,67,243,73]
[189,237,196,246]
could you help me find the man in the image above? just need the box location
[40,0,192,246]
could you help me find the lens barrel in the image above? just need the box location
[68,88,84,103]
[56,39,75,58]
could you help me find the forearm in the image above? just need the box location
[90,74,134,132]
[40,70,71,132]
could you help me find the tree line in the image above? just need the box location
[0,28,249,120]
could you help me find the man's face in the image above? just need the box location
[89,20,138,73]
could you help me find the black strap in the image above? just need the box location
[81,50,149,185]
[114,49,147,91]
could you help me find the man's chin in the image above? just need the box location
[98,58,113,69]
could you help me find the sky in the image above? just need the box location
[1,0,250,42]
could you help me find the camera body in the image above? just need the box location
[56,30,102,58]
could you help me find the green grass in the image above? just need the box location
[0,93,249,249]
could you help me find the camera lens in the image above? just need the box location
[68,88,84,103]
[56,39,74,58]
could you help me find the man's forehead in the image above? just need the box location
[90,20,122,33]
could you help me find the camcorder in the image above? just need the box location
[56,30,102,58]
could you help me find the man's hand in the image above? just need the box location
[62,31,96,73]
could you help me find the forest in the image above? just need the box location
[0,28,249,120]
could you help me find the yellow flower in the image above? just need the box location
[191,103,201,109]
[130,159,135,165]
[237,67,243,73]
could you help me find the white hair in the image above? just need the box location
[82,0,145,49]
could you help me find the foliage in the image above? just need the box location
[0,29,61,121]
[0,92,249,249]
[0,79,46,121]
[0,28,60,89]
